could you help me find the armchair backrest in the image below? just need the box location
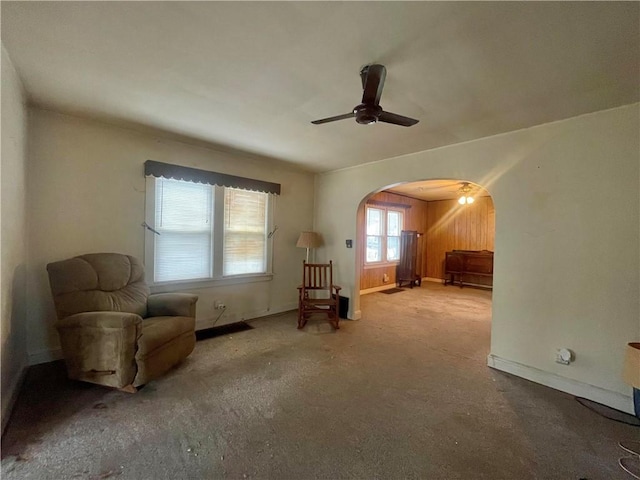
[47,253,150,320]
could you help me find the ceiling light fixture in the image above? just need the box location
[457,182,475,205]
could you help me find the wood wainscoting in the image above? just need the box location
[359,192,495,291]
[359,192,428,290]
[425,197,495,282]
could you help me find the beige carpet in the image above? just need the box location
[2,282,636,479]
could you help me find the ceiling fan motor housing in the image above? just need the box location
[354,103,382,124]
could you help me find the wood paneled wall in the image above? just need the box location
[359,192,495,290]
[359,192,428,290]
[425,197,495,280]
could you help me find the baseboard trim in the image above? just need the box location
[359,285,398,295]
[196,302,298,331]
[487,354,634,415]
[424,277,443,283]
[30,304,300,363]
[2,361,28,434]
[350,310,362,321]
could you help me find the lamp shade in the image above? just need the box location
[623,342,640,388]
[296,231,321,249]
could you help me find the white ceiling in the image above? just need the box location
[2,2,638,173]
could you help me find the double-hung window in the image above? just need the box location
[154,178,214,282]
[365,206,404,265]
[144,161,279,286]
[223,188,268,276]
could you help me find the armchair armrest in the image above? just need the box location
[147,293,198,318]
[56,311,142,329]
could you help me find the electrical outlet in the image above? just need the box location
[555,348,573,365]
[214,300,226,310]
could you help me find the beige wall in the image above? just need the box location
[1,46,29,429]
[314,104,640,413]
[27,109,315,363]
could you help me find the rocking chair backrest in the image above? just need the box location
[297,260,342,330]
[301,261,334,294]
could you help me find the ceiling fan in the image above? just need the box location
[311,64,419,127]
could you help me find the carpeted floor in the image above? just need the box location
[1,282,637,479]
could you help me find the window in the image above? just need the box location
[155,179,213,282]
[146,177,273,285]
[223,188,267,276]
[365,206,404,264]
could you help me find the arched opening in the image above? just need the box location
[353,178,495,354]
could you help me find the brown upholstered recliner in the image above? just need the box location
[46,253,198,391]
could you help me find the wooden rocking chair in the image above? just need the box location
[297,260,341,329]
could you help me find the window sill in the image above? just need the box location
[364,262,399,270]
[149,273,273,293]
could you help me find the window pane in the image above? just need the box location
[223,188,268,276]
[366,208,383,236]
[387,236,400,261]
[155,178,213,282]
[366,235,382,262]
[387,211,402,236]
[156,178,212,231]
[156,232,212,281]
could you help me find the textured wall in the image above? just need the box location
[314,104,640,412]
[26,109,315,363]
[1,45,29,429]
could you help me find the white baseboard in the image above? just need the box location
[2,362,28,434]
[487,354,634,415]
[29,304,300,362]
[359,285,398,295]
[196,302,298,331]
[361,279,443,295]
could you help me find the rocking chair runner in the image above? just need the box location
[297,260,342,329]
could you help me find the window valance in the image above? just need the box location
[144,160,281,195]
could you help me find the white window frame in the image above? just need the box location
[364,205,404,267]
[144,177,274,292]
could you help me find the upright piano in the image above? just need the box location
[444,250,493,289]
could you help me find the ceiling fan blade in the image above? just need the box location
[378,111,419,127]
[311,112,355,125]
[361,64,386,106]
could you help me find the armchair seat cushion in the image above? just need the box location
[137,316,196,359]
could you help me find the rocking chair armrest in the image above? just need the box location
[333,285,342,293]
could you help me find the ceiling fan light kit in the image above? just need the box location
[311,64,419,127]
[458,182,475,205]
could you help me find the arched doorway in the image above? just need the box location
[353,178,495,348]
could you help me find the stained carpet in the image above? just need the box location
[2,283,636,479]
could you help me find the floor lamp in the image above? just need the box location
[296,231,321,263]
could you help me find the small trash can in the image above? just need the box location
[333,295,349,319]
